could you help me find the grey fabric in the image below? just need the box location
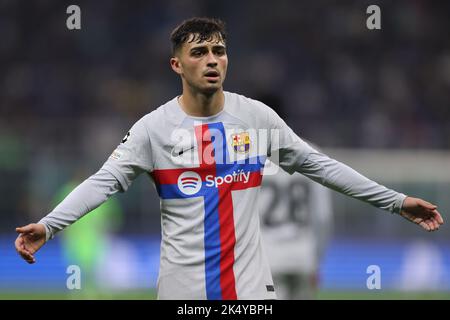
[38,168,121,241]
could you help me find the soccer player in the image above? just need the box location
[15,17,444,300]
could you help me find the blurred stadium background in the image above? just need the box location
[1,0,450,299]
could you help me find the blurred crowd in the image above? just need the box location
[1,0,449,232]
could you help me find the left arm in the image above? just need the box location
[296,149,443,231]
[260,101,444,231]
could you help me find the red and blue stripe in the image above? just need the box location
[151,122,265,299]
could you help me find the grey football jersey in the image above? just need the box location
[40,91,406,300]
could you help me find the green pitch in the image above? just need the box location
[1,290,449,300]
[0,289,157,300]
[316,290,450,300]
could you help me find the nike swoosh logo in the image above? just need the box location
[171,145,195,157]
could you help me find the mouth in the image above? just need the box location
[204,70,220,81]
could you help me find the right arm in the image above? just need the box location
[38,168,122,241]
[15,168,121,263]
[15,117,153,263]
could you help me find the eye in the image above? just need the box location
[214,48,226,56]
[191,50,204,57]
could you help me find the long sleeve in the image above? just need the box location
[38,168,122,241]
[296,150,406,214]
[261,101,406,214]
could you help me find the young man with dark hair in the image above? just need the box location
[15,17,443,300]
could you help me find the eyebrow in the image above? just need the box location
[189,44,226,52]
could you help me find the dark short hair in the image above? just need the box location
[170,17,227,55]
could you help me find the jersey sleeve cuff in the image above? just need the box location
[393,193,407,214]
[37,222,53,242]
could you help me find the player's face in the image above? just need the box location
[171,33,228,95]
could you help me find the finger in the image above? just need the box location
[432,219,440,230]
[419,221,431,231]
[20,239,38,255]
[20,248,35,263]
[14,236,33,262]
[17,248,35,263]
[404,214,419,225]
[25,256,35,264]
[15,236,34,256]
[432,210,444,225]
[15,239,25,255]
[432,215,442,227]
[418,199,437,210]
[19,243,32,256]
[426,219,439,231]
[412,216,423,225]
[426,220,436,231]
[16,225,34,234]
[14,235,24,248]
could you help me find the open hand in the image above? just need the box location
[15,223,47,264]
[400,197,444,231]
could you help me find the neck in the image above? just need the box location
[179,87,225,117]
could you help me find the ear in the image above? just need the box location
[170,57,182,75]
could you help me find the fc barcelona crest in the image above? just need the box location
[231,132,250,153]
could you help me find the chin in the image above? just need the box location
[201,84,222,95]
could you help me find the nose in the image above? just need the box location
[206,51,218,67]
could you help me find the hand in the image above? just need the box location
[15,223,47,264]
[400,197,444,231]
